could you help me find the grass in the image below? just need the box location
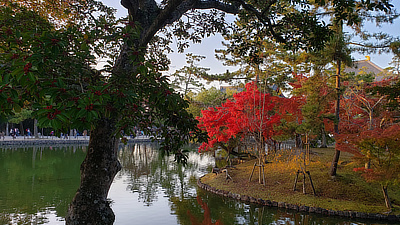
[200,147,400,215]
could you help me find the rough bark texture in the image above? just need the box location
[65,1,241,224]
[65,119,121,225]
[382,185,392,209]
[320,127,327,148]
[329,59,341,177]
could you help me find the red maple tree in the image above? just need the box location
[197,82,281,155]
[334,78,400,209]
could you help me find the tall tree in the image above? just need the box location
[0,2,206,224]
[289,73,336,148]
[197,82,281,156]
[308,0,398,177]
[171,53,209,95]
[1,0,395,224]
[336,84,400,208]
[186,87,229,117]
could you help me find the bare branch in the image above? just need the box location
[229,0,285,43]
[347,42,390,49]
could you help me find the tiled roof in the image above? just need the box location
[344,59,385,81]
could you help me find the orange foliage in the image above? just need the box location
[347,123,400,183]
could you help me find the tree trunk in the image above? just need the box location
[329,58,341,177]
[320,127,327,148]
[329,150,341,177]
[66,118,121,225]
[20,122,24,136]
[382,185,392,209]
[295,134,302,149]
[34,119,39,138]
[365,159,371,169]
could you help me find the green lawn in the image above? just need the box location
[201,147,400,214]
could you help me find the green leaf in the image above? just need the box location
[77,109,87,118]
[37,117,49,127]
[90,111,98,119]
[57,113,68,123]
[13,103,21,113]
[27,72,36,82]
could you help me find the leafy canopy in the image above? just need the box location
[197,82,281,152]
[0,2,206,163]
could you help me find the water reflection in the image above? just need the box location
[1,143,397,225]
[114,143,212,205]
[112,143,396,225]
[0,145,86,224]
[187,196,223,225]
[109,143,210,225]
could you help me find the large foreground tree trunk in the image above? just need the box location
[66,118,121,225]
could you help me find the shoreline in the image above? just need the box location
[197,175,400,222]
[0,135,153,147]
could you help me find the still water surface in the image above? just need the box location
[0,143,395,224]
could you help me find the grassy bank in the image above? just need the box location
[200,147,400,215]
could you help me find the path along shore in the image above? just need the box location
[0,135,152,146]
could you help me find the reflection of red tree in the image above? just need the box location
[187,196,223,225]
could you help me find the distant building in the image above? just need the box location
[344,56,385,81]
[220,86,244,94]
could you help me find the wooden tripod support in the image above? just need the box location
[293,170,316,196]
[222,168,233,182]
[249,161,266,185]
[293,134,316,195]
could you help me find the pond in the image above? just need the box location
[0,143,396,224]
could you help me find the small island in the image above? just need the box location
[198,147,400,221]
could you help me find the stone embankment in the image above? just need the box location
[197,176,400,222]
[0,135,152,147]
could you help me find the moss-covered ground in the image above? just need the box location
[200,147,400,215]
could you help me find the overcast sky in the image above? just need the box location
[101,0,400,79]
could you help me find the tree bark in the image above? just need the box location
[382,185,392,209]
[329,58,341,177]
[66,118,121,225]
[64,1,240,224]
[34,119,39,138]
[320,126,327,148]
[19,122,24,136]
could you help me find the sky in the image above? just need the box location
[101,0,400,83]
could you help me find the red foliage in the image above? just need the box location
[334,79,398,154]
[353,167,373,173]
[341,123,400,183]
[11,53,19,59]
[47,109,61,120]
[197,81,281,152]
[85,104,94,111]
[23,62,32,74]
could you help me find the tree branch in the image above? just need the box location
[347,42,390,49]
[139,0,240,48]
[193,0,240,14]
[230,0,285,43]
